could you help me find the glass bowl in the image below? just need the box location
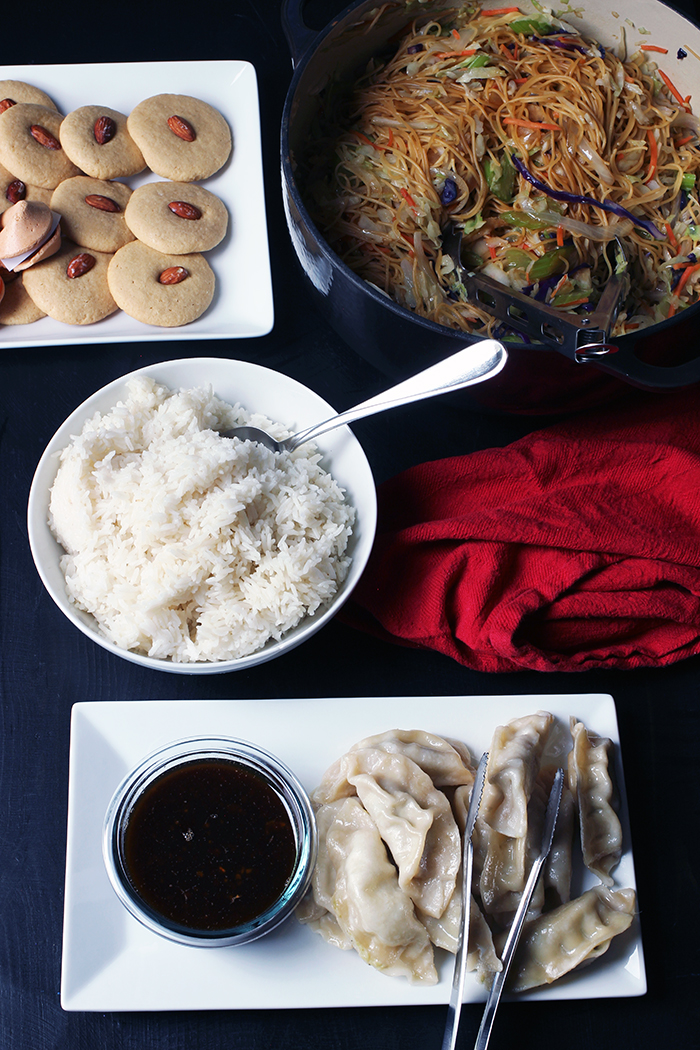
[102,736,317,947]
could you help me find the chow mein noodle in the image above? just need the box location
[300,2,700,338]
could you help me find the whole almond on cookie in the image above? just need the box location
[159,265,189,284]
[85,194,121,213]
[167,115,196,142]
[168,201,201,220]
[30,124,61,150]
[93,115,116,144]
[6,179,26,204]
[66,252,95,279]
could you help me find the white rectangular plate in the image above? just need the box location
[61,694,645,1011]
[0,61,273,346]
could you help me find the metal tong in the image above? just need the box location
[473,768,564,1050]
[441,752,489,1050]
[440,763,564,1050]
[443,224,628,364]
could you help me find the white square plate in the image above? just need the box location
[61,694,645,1011]
[0,61,273,346]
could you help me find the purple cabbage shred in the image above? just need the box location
[534,35,587,54]
[441,178,458,205]
[510,154,665,240]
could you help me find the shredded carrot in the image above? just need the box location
[386,127,394,148]
[503,117,560,131]
[400,187,417,209]
[665,222,679,249]
[513,77,528,84]
[658,68,689,108]
[675,134,695,147]
[555,297,590,307]
[556,225,564,247]
[512,42,519,61]
[644,128,658,183]
[353,130,383,150]
[483,6,520,14]
[451,28,461,40]
[434,48,478,58]
[399,232,415,256]
[668,262,700,316]
[640,44,668,53]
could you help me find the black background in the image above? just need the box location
[1,2,699,1047]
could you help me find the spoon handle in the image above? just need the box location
[287,340,507,451]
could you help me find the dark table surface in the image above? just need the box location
[2,1,699,1047]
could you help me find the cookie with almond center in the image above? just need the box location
[127,94,232,181]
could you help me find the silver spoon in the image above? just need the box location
[221,340,507,453]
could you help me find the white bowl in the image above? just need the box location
[27,356,377,675]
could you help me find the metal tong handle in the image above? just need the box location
[441,752,490,1050]
[443,224,627,363]
[473,767,564,1050]
[463,270,625,363]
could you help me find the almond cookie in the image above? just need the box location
[0,274,46,324]
[124,181,228,254]
[0,81,58,113]
[0,160,52,216]
[127,94,232,181]
[0,104,81,189]
[51,176,134,253]
[108,240,215,326]
[23,240,118,324]
[59,105,146,179]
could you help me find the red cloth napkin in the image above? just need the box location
[344,387,700,672]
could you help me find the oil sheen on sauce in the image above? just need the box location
[122,759,297,932]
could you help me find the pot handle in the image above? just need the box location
[281,0,321,67]
[593,340,700,389]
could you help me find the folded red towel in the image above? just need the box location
[344,387,700,671]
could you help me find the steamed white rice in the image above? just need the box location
[48,377,355,662]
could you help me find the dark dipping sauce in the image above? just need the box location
[122,759,298,932]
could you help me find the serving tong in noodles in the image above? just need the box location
[440,760,564,1050]
[443,223,629,364]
